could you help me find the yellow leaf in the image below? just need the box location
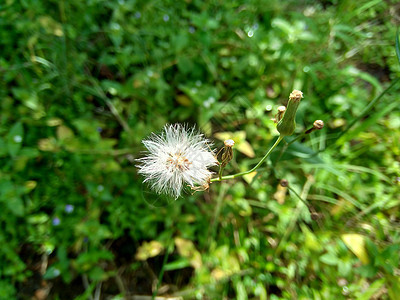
[46,118,63,127]
[243,171,257,184]
[135,241,164,261]
[25,181,37,191]
[214,131,254,157]
[175,237,202,269]
[38,138,59,152]
[273,184,287,204]
[133,79,143,88]
[38,16,64,36]
[211,268,225,280]
[214,131,234,142]
[57,125,74,141]
[330,197,351,216]
[341,234,369,264]
[236,140,255,158]
[176,94,192,106]
[300,224,322,252]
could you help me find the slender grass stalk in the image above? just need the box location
[211,135,284,182]
[152,239,174,300]
[76,79,133,134]
[287,186,310,208]
[274,184,310,257]
[208,183,228,246]
[325,77,400,150]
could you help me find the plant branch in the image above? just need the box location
[211,135,284,182]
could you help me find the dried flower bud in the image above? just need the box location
[313,120,324,130]
[280,179,289,187]
[274,106,287,123]
[224,139,235,147]
[276,90,303,136]
[278,106,287,113]
[306,120,324,134]
[289,90,303,101]
[220,139,234,169]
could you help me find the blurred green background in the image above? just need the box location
[1,0,400,299]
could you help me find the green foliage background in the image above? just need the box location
[1,0,400,299]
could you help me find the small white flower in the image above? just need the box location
[137,124,217,199]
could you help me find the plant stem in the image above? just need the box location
[218,165,224,180]
[211,135,284,182]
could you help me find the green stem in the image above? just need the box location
[287,186,309,207]
[218,165,224,180]
[211,135,284,182]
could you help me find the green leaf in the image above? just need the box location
[0,138,7,157]
[356,278,385,300]
[7,197,24,216]
[43,266,61,280]
[319,252,338,266]
[342,234,369,264]
[7,122,24,157]
[163,258,191,271]
[235,280,247,300]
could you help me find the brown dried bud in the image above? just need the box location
[274,106,287,123]
[220,140,234,169]
[289,90,303,102]
[313,120,324,130]
[224,139,235,147]
[306,120,324,134]
[280,179,289,187]
[278,106,286,113]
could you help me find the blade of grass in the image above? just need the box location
[340,101,398,143]
[306,194,339,205]
[152,238,174,299]
[323,30,400,150]
[75,80,132,134]
[315,183,364,209]
[331,77,400,146]
[396,27,400,65]
[275,179,313,256]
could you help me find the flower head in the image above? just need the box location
[276,90,303,136]
[136,124,217,199]
[313,120,324,130]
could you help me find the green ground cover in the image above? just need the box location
[1,0,399,299]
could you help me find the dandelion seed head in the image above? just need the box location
[136,124,217,199]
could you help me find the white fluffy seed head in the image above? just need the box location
[136,124,217,199]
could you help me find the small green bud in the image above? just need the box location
[276,90,303,136]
